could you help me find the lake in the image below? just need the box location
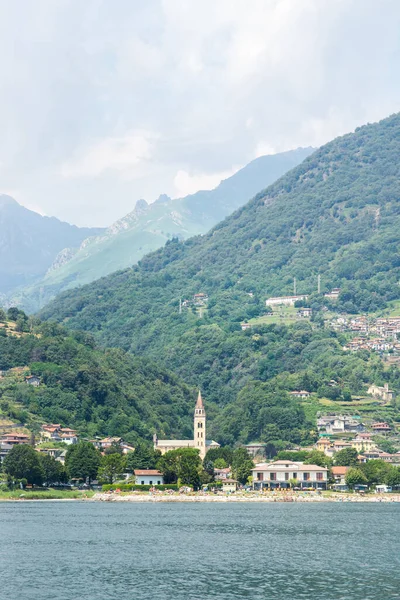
[0,501,399,600]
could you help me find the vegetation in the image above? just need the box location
[38,114,400,444]
[3,444,44,485]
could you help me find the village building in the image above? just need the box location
[252,460,328,490]
[214,467,231,480]
[324,288,341,300]
[25,375,40,386]
[371,422,391,434]
[222,479,238,493]
[153,391,220,460]
[241,323,251,331]
[41,424,78,445]
[351,437,377,452]
[134,469,164,486]
[244,442,267,458]
[317,415,364,435]
[297,308,312,318]
[367,383,393,403]
[289,390,310,399]
[266,295,309,307]
[98,437,123,449]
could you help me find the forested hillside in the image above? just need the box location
[0,312,195,445]
[38,113,400,443]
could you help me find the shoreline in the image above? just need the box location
[1,492,400,503]
[89,492,400,503]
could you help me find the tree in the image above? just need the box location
[98,453,126,484]
[157,448,202,489]
[65,442,101,484]
[214,458,227,469]
[39,453,67,485]
[345,468,368,489]
[334,448,359,467]
[3,444,44,485]
[231,448,254,485]
[126,443,160,471]
[385,466,400,487]
[360,459,392,486]
[304,450,332,468]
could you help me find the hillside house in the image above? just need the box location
[0,433,29,446]
[193,293,208,306]
[266,295,308,307]
[214,467,231,480]
[244,443,267,458]
[324,288,341,300]
[252,460,328,490]
[367,383,393,403]
[25,375,40,386]
[331,466,349,484]
[289,390,310,399]
[241,323,251,331]
[297,308,312,318]
[351,437,377,452]
[371,422,391,433]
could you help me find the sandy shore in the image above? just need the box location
[91,492,400,503]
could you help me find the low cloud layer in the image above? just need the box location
[0,0,399,226]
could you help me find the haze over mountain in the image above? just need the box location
[11,148,313,311]
[0,195,103,294]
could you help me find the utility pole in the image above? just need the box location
[179,298,182,314]
[317,274,321,294]
[293,277,297,296]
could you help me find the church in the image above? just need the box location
[153,390,220,460]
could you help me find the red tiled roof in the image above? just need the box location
[331,466,349,476]
[134,470,162,476]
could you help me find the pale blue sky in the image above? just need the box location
[0,0,399,226]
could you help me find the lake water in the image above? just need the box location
[0,501,399,600]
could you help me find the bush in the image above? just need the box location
[101,483,178,492]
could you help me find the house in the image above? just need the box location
[324,288,341,300]
[25,375,40,386]
[244,443,267,458]
[0,442,13,463]
[241,323,251,331]
[289,390,310,399]
[222,479,238,493]
[0,433,29,446]
[214,467,231,480]
[315,438,332,455]
[193,293,208,306]
[371,422,391,433]
[367,383,393,403]
[121,443,136,455]
[331,466,349,485]
[99,437,122,449]
[134,470,164,486]
[297,308,312,318]
[266,295,309,307]
[351,437,377,452]
[252,460,328,490]
[41,424,78,444]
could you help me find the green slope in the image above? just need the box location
[15,148,312,311]
[38,113,400,444]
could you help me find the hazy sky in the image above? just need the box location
[1,0,400,227]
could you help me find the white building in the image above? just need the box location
[134,470,164,486]
[252,460,328,490]
[266,295,309,307]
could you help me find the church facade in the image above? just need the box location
[153,390,220,460]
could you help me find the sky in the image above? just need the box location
[0,0,400,227]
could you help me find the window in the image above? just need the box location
[198,422,202,428]
[149,481,153,485]
[270,473,276,481]
[285,473,289,481]
[157,481,161,485]
[257,473,264,481]
[303,473,310,481]
[141,480,144,485]
[316,472,323,481]
[292,473,297,479]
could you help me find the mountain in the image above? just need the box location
[15,148,313,311]
[0,195,103,294]
[39,113,400,444]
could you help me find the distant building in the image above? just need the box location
[367,383,393,403]
[25,375,40,386]
[241,323,251,331]
[134,470,164,486]
[297,308,312,318]
[193,293,208,306]
[222,479,238,493]
[289,390,310,399]
[214,467,231,480]
[324,288,341,300]
[154,391,219,460]
[244,443,267,458]
[371,422,391,434]
[266,295,309,307]
[252,460,328,490]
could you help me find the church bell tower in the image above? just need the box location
[194,390,206,459]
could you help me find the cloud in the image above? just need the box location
[61,131,159,179]
[0,0,399,225]
[173,166,241,197]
